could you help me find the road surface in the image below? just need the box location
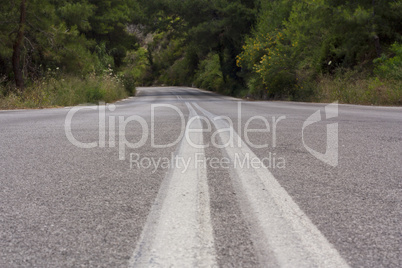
[0,87,401,267]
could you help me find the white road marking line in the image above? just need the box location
[193,102,350,268]
[129,102,217,267]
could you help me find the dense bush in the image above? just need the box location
[375,43,402,81]
[0,0,139,108]
[236,0,402,103]
[194,54,225,93]
[1,0,401,108]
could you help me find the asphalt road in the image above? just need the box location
[0,87,401,267]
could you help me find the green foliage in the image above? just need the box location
[121,48,151,86]
[121,72,137,95]
[138,0,257,92]
[375,43,402,80]
[58,1,95,31]
[194,53,225,93]
[315,73,401,105]
[0,0,140,87]
[94,42,115,72]
[87,0,138,35]
[41,24,101,76]
[1,0,401,107]
[155,37,189,85]
[236,0,402,102]
[0,74,128,109]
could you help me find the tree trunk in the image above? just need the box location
[373,34,382,57]
[372,0,382,57]
[12,0,27,90]
[217,40,227,84]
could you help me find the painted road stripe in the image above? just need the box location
[193,102,350,268]
[129,101,217,267]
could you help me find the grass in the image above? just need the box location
[238,72,401,106]
[0,73,130,109]
[312,75,402,106]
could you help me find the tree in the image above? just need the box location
[138,0,257,92]
[12,0,27,90]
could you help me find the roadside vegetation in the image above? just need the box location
[0,0,138,109]
[0,72,128,109]
[236,0,402,105]
[1,0,401,109]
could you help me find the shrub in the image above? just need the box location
[374,43,402,80]
[194,53,225,93]
[121,72,137,96]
